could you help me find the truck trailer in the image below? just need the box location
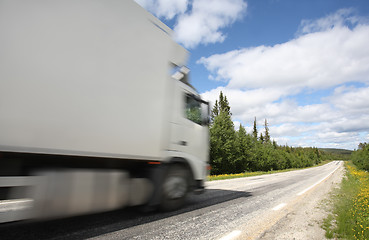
[0,0,209,222]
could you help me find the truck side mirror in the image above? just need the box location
[202,116,210,126]
[201,102,210,126]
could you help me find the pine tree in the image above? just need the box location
[272,140,278,149]
[260,133,264,143]
[234,124,254,172]
[264,119,270,143]
[209,91,236,174]
[358,142,368,150]
[238,124,246,137]
[252,117,258,139]
[222,96,231,116]
[210,91,231,125]
[218,91,231,115]
[211,100,219,124]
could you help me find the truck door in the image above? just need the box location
[183,93,209,164]
[169,90,209,163]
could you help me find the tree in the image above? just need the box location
[252,117,258,139]
[210,112,235,174]
[352,142,369,170]
[272,140,278,149]
[358,142,368,150]
[211,91,232,125]
[218,91,231,116]
[209,92,236,174]
[234,124,255,172]
[260,133,264,144]
[208,92,331,175]
[210,100,219,124]
[264,119,270,144]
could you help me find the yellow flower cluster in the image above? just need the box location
[208,171,262,181]
[347,164,369,239]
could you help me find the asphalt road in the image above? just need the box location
[0,161,342,240]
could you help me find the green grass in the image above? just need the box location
[322,214,335,239]
[208,160,332,181]
[323,161,369,239]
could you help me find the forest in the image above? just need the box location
[351,142,369,170]
[209,91,340,175]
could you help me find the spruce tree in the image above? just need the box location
[252,117,258,139]
[217,91,231,115]
[238,124,247,137]
[211,100,219,124]
[260,133,264,143]
[209,91,236,174]
[272,140,278,149]
[221,96,231,116]
[264,119,270,143]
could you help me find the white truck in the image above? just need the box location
[0,0,209,222]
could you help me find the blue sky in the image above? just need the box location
[136,0,369,150]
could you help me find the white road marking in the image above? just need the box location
[219,230,242,240]
[272,203,287,211]
[297,161,341,196]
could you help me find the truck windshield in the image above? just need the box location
[185,94,209,125]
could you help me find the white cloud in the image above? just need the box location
[330,117,369,133]
[202,86,339,126]
[324,86,369,134]
[174,0,247,48]
[136,0,247,49]
[198,23,369,89]
[199,9,369,149]
[270,124,307,137]
[135,0,188,20]
[233,121,241,131]
[328,86,369,113]
[201,86,288,116]
[296,8,360,35]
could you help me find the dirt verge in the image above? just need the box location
[257,163,345,240]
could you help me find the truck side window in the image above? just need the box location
[185,95,202,125]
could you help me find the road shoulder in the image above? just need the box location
[257,163,344,240]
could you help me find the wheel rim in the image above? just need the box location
[163,176,187,199]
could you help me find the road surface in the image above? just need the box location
[0,161,343,240]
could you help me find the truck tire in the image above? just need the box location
[160,164,189,211]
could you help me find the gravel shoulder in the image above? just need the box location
[257,162,345,240]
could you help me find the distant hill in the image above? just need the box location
[319,148,353,155]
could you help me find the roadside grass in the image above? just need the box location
[208,160,333,181]
[322,214,335,239]
[323,161,369,239]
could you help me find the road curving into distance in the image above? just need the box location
[0,161,343,240]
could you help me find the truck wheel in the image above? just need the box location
[160,165,189,211]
